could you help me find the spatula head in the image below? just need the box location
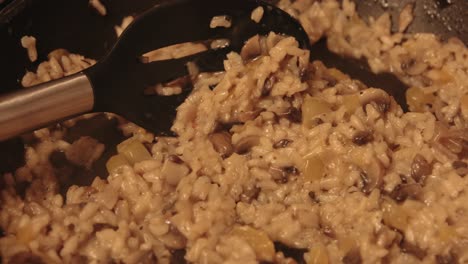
[85,0,310,136]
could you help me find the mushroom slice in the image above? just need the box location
[359,160,384,194]
[389,183,423,203]
[268,166,299,184]
[410,154,432,184]
[342,248,362,264]
[400,239,427,260]
[234,135,260,155]
[359,88,391,113]
[240,34,262,62]
[452,161,468,177]
[209,131,234,158]
[273,139,293,149]
[352,131,374,146]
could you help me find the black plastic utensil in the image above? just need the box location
[0,0,310,141]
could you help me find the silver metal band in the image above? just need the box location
[0,72,94,141]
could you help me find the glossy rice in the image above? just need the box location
[1,0,468,263]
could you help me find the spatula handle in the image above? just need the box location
[0,72,94,141]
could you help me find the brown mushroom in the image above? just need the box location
[209,132,234,158]
[410,154,432,184]
[234,135,260,155]
[262,75,276,96]
[352,131,374,146]
[240,34,262,61]
[273,139,293,149]
[436,128,468,159]
[389,183,423,203]
[359,88,391,113]
[308,191,319,203]
[237,109,263,123]
[359,161,383,194]
[343,248,362,264]
[269,166,288,184]
[168,155,184,164]
[400,57,428,76]
[278,107,302,124]
[400,239,427,260]
[240,185,261,203]
[320,225,336,239]
[268,166,299,184]
[452,161,468,177]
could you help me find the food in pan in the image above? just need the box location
[1,0,468,263]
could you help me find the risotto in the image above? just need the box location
[1,0,468,263]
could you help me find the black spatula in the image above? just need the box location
[0,0,310,141]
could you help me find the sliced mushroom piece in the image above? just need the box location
[439,137,465,155]
[359,161,384,194]
[240,185,261,203]
[352,131,374,146]
[273,139,293,149]
[269,166,299,184]
[273,242,308,264]
[262,75,276,96]
[209,132,234,158]
[284,166,299,175]
[359,88,391,114]
[240,34,262,62]
[308,191,319,203]
[389,183,423,203]
[234,135,260,155]
[269,166,288,184]
[299,67,309,83]
[168,155,184,164]
[400,239,427,260]
[170,249,187,264]
[435,128,468,159]
[401,57,428,76]
[452,161,468,177]
[321,225,336,239]
[410,154,432,184]
[343,248,362,264]
[279,107,302,124]
[237,109,263,123]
